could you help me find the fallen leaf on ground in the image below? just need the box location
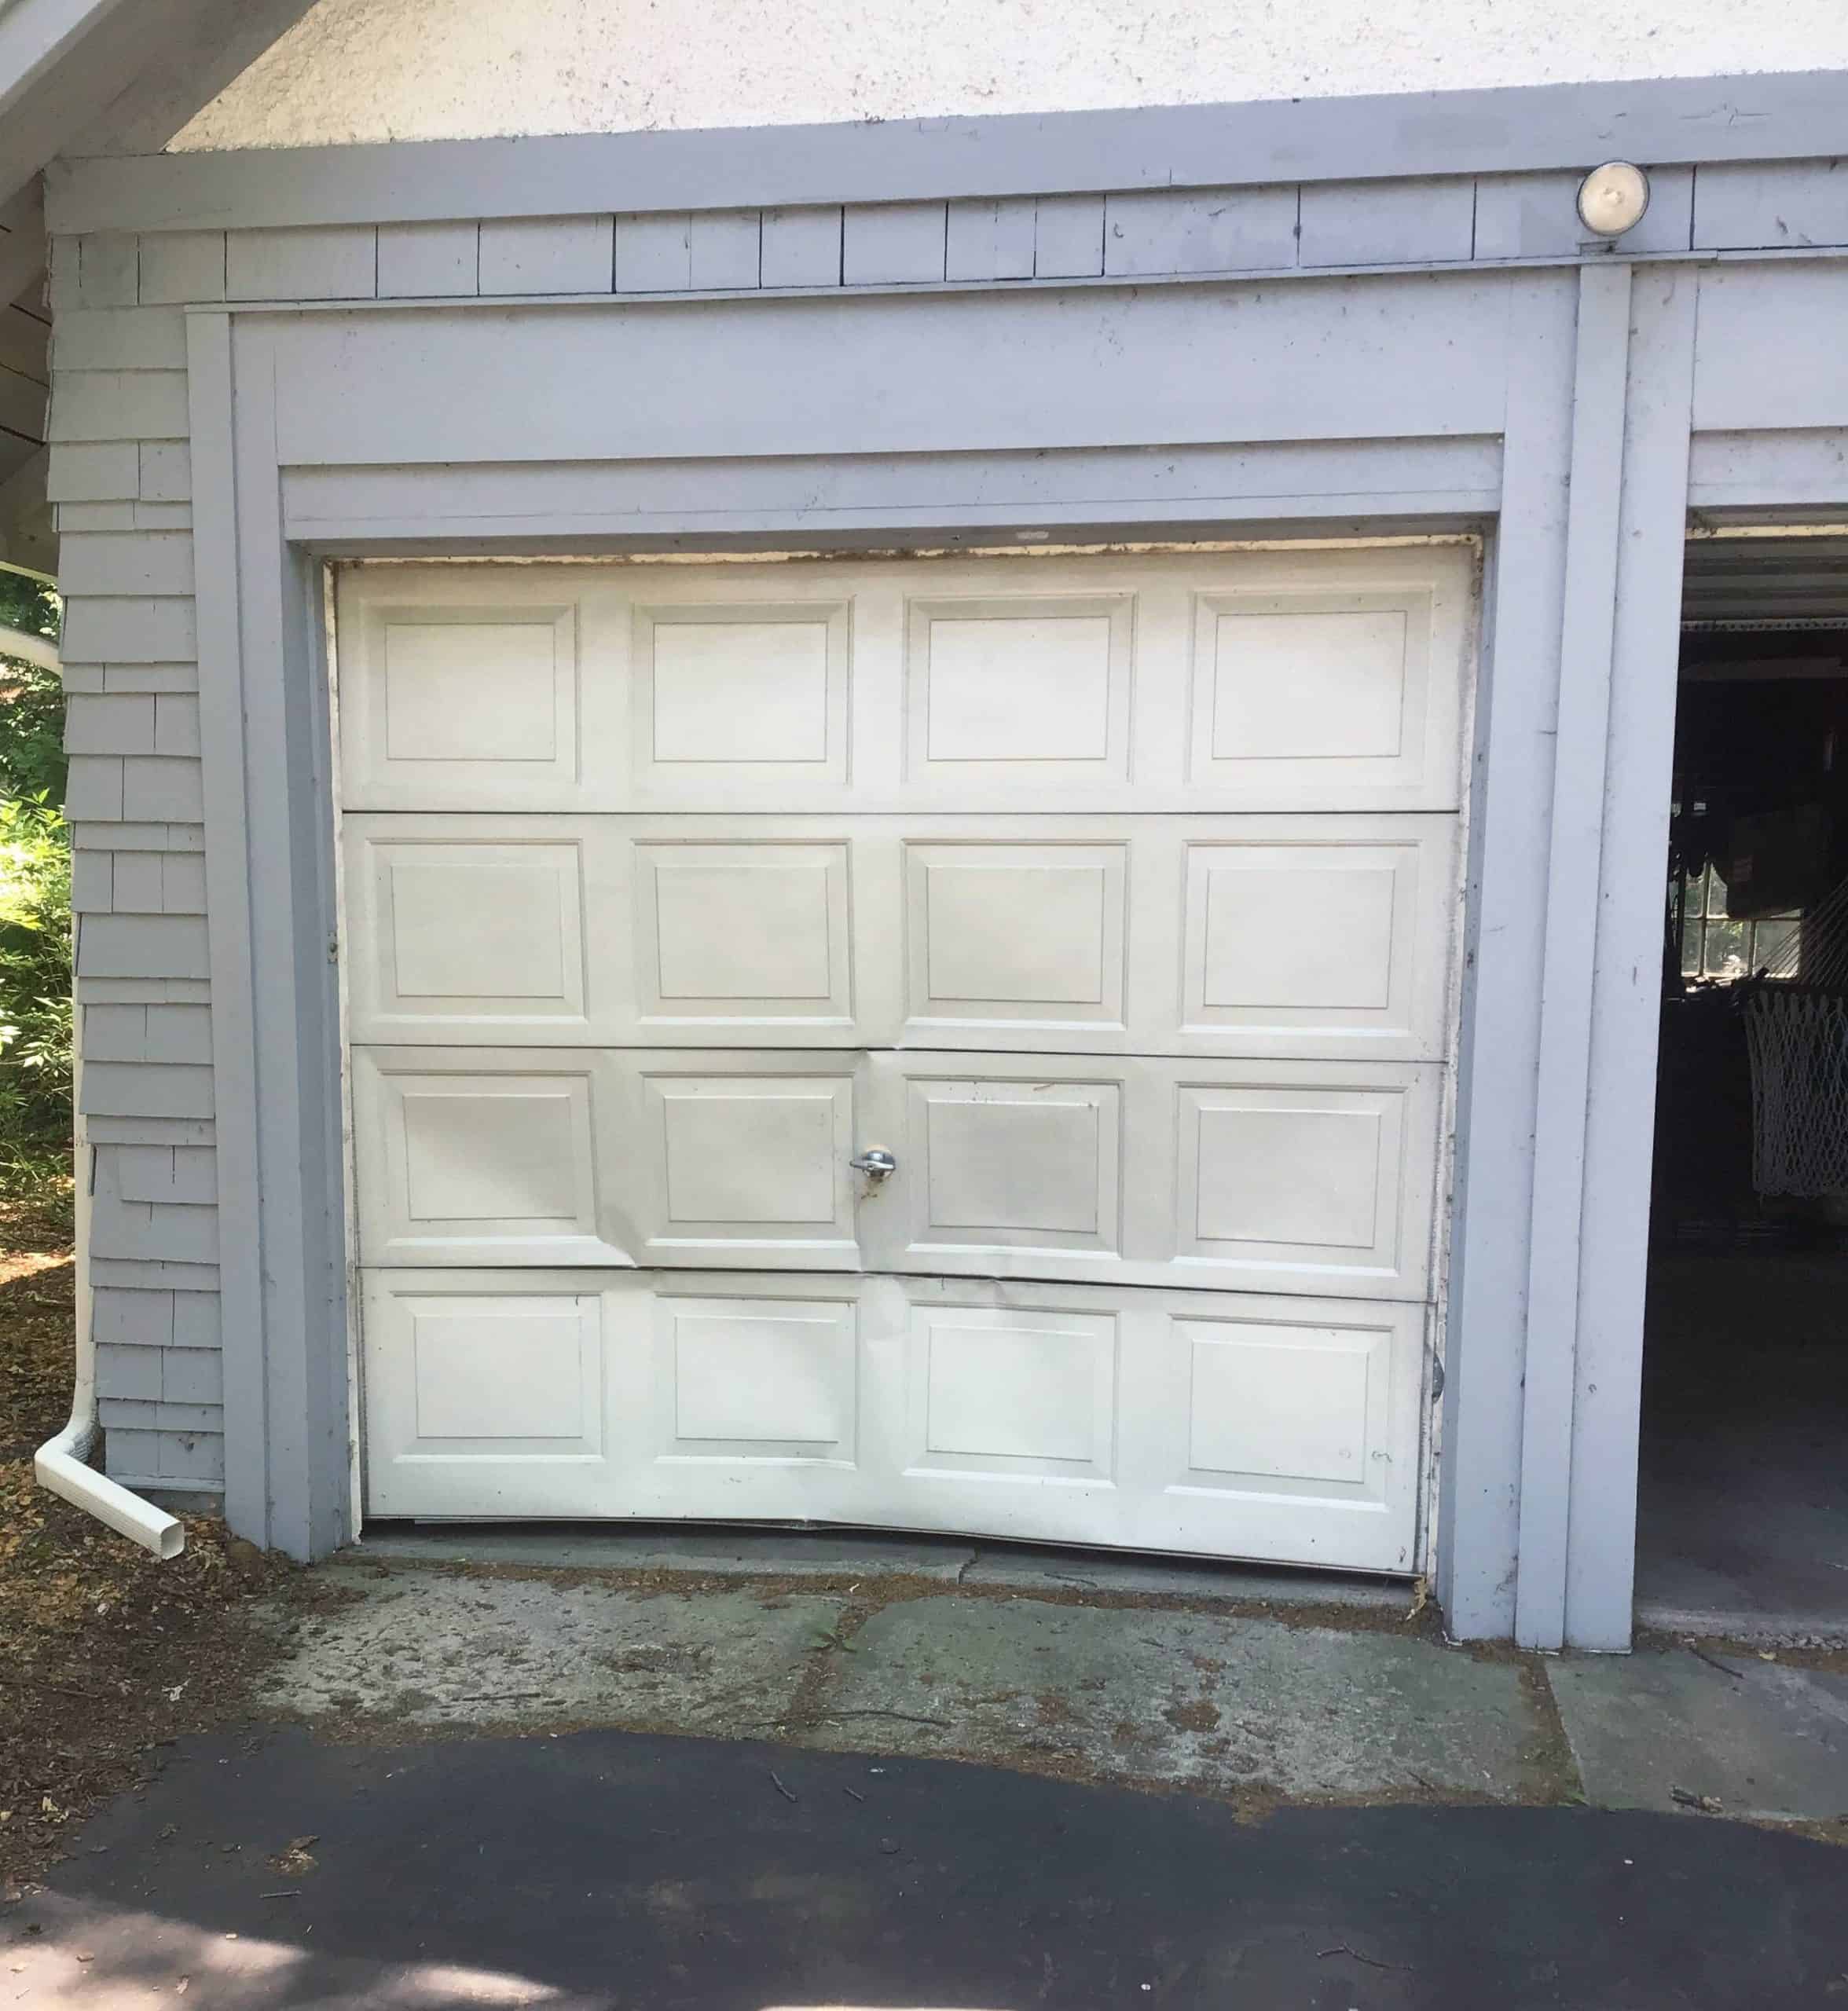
[266,1835,319,1875]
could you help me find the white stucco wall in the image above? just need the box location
[170,0,1848,151]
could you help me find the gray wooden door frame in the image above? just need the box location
[182,253,1846,1647]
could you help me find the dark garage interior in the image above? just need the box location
[1637,533,1848,1634]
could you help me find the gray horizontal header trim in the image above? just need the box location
[46,68,1848,235]
[280,436,1503,550]
[243,272,1516,469]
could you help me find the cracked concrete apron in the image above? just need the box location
[261,1559,1848,1826]
[268,1564,1557,1804]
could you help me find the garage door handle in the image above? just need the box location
[849,1147,898,1178]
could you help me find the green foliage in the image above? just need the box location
[0,582,72,1211]
[0,570,57,639]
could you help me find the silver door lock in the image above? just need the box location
[849,1147,897,1178]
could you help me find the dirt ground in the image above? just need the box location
[0,1204,289,1891]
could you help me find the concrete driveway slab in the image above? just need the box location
[266,1566,845,1730]
[795,1594,1552,1798]
[1548,1646,1848,1822]
[9,1728,1846,2011]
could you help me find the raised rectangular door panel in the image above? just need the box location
[647,1291,860,1465]
[1174,1070,1435,1291]
[1180,831,1450,1056]
[339,575,627,811]
[906,1075,1123,1255]
[361,1280,608,1517]
[383,621,566,765]
[1155,1304,1408,1511]
[904,1299,1117,1482]
[350,1046,636,1266]
[343,827,607,1038]
[626,1052,865,1269]
[633,840,855,1031]
[631,599,852,793]
[1186,584,1449,804]
[904,593,1135,786]
[902,840,1128,1037]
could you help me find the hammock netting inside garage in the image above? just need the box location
[1742,873,1848,1196]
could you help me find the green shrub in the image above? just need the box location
[0,573,72,1214]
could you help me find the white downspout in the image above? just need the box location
[27,644,184,1559]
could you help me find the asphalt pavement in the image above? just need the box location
[6,1725,1845,2009]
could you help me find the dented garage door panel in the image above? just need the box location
[359,1269,1428,1574]
[350,1043,1443,1298]
[338,547,1471,1570]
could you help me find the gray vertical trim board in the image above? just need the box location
[46,71,1848,234]
[1436,269,1577,1642]
[280,537,350,1559]
[1566,269,1698,1652]
[1513,260,1634,1653]
[183,305,265,1543]
[222,319,350,1559]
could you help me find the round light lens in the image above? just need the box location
[1577,161,1652,239]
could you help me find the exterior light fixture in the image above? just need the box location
[1577,160,1652,238]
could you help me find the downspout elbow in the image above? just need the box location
[31,899,184,1560]
[35,1422,185,1560]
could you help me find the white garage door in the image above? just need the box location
[339,546,1472,1572]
